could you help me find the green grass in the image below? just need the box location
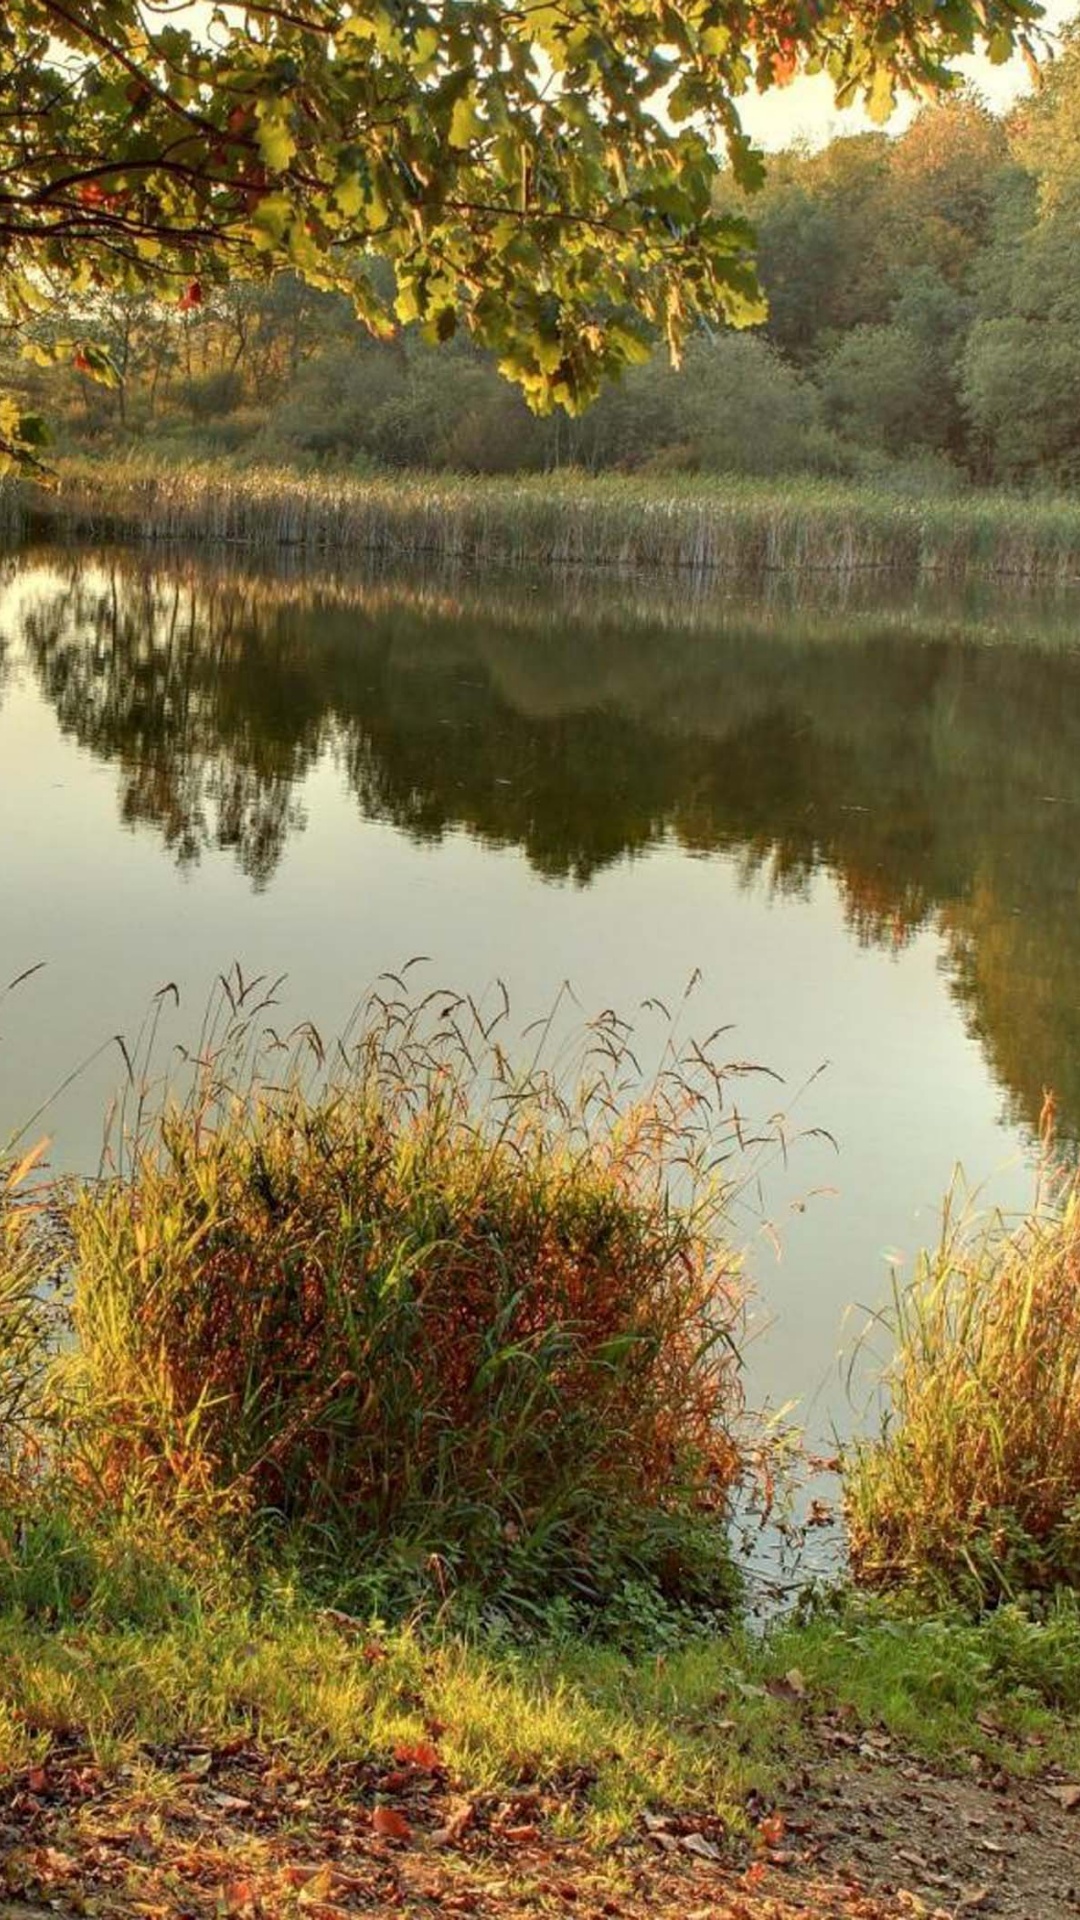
[0,1602,779,1839]
[767,1597,1080,1773]
[2,1575,1079,1846]
[19,454,1080,579]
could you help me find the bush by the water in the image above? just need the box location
[46,978,750,1622]
[846,1125,1080,1608]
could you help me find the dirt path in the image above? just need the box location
[2,1729,1077,1920]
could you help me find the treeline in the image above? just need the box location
[9,25,1080,489]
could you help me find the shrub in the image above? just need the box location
[846,1127,1080,1608]
[62,981,749,1619]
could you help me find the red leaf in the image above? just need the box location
[393,1740,441,1771]
[372,1805,412,1841]
[770,46,797,84]
[179,280,204,312]
[27,1766,49,1795]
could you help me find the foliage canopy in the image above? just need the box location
[0,0,1043,467]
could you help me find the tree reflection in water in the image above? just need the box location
[8,547,1080,1142]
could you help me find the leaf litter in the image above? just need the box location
[3,1723,1079,1920]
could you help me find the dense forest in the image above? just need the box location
[7,24,1080,491]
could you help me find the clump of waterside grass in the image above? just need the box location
[55,972,764,1625]
[846,1105,1080,1610]
[0,1139,51,1497]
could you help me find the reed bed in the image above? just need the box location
[846,1126,1080,1609]
[35,971,762,1620]
[27,456,1080,581]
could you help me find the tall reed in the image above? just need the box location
[59,974,760,1615]
[30,456,1080,582]
[0,1138,52,1497]
[846,1119,1080,1607]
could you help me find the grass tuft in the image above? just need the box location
[845,1117,1080,1608]
[51,975,755,1624]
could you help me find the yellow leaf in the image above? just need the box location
[335,171,364,218]
[449,91,483,149]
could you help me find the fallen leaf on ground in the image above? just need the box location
[680,1831,721,1862]
[372,1805,412,1840]
[431,1798,475,1846]
[394,1740,442,1770]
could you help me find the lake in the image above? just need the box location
[3,541,1078,1453]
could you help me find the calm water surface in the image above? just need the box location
[4,542,1080,1446]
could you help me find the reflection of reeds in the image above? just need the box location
[23,458,1080,581]
[30,971,777,1614]
[846,1111,1080,1608]
[18,534,1080,654]
[0,475,24,533]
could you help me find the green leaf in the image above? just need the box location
[249,191,292,249]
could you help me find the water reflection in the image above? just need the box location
[5,547,1080,1143]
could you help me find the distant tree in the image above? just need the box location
[747,134,896,357]
[960,42,1080,482]
[0,0,1045,469]
[817,267,970,460]
[1011,14,1080,211]
[962,219,1080,481]
[883,98,1010,287]
[818,322,948,456]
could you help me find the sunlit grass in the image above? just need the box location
[2,1587,1079,1844]
[845,1125,1080,1609]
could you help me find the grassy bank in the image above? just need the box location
[2,1578,1080,1920]
[17,455,1080,580]
[6,982,1080,1915]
